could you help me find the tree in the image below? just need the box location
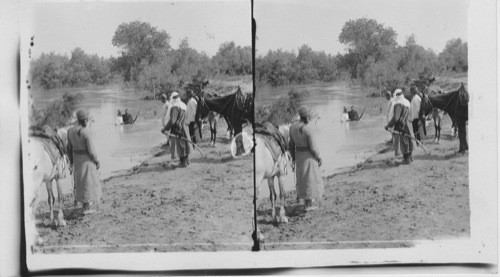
[439,38,467,72]
[112,21,171,81]
[339,18,398,78]
[212,41,252,75]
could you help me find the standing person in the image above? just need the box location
[160,94,171,146]
[341,106,349,122]
[161,92,191,167]
[161,93,178,160]
[385,89,414,164]
[186,90,201,144]
[67,109,102,214]
[409,86,422,142]
[348,106,359,121]
[385,90,400,155]
[122,109,134,124]
[289,105,324,211]
[115,109,123,125]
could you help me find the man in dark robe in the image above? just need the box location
[348,106,360,121]
[122,109,134,124]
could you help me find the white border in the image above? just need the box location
[11,0,498,273]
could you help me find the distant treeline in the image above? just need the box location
[30,21,252,91]
[257,18,467,89]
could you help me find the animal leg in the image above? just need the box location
[45,180,55,224]
[267,177,277,222]
[458,119,468,153]
[55,178,66,226]
[277,174,288,223]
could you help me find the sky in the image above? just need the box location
[26,0,251,59]
[254,0,468,56]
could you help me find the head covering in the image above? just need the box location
[394,89,403,96]
[298,105,311,118]
[170,92,187,111]
[76,109,88,121]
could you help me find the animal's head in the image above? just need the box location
[195,95,211,121]
[420,93,434,117]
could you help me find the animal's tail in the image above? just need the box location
[133,107,143,123]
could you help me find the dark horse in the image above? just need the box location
[420,83,469,153]
[196,87,253,144]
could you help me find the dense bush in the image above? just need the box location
[30,92,84,129]
[256,46,339,87]
[439,38,467,72]
[30,49,112,90]
[335,18,465,90]
[255,89,308,126]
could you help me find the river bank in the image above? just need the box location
[257,114,469,250]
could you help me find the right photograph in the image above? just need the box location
[253,0,469,250]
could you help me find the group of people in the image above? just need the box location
[63,84,427,216]
[384,85,425,164]
[115,109,134,125]
[341,106,360,122]
[159,90,201,168]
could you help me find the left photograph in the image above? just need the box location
[21,1,254,254]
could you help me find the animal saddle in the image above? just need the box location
[29,127,66,164]
[255,122,288,162]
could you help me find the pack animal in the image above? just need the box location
[25,127,69,244]
[196,87,252,145]
[420,84,469,153]
[254,124,291,241]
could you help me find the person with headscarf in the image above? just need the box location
[161,92,192,167]
[385,90,400,155]
[115,109,124,125]
[385,89,414,164]
[341,106,349,122]
[67,109,102,214]
[289,105,324,211]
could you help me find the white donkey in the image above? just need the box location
[25,127,69,244]
[254,124,291,241]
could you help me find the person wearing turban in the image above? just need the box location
[67,109,102,214]
[161,92,192,167]
[289,105,324,211]
[385,89,415,164]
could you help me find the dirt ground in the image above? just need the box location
[257,115,470,250]
[33,117,255,253]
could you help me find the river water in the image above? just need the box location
[256,84,389,194]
